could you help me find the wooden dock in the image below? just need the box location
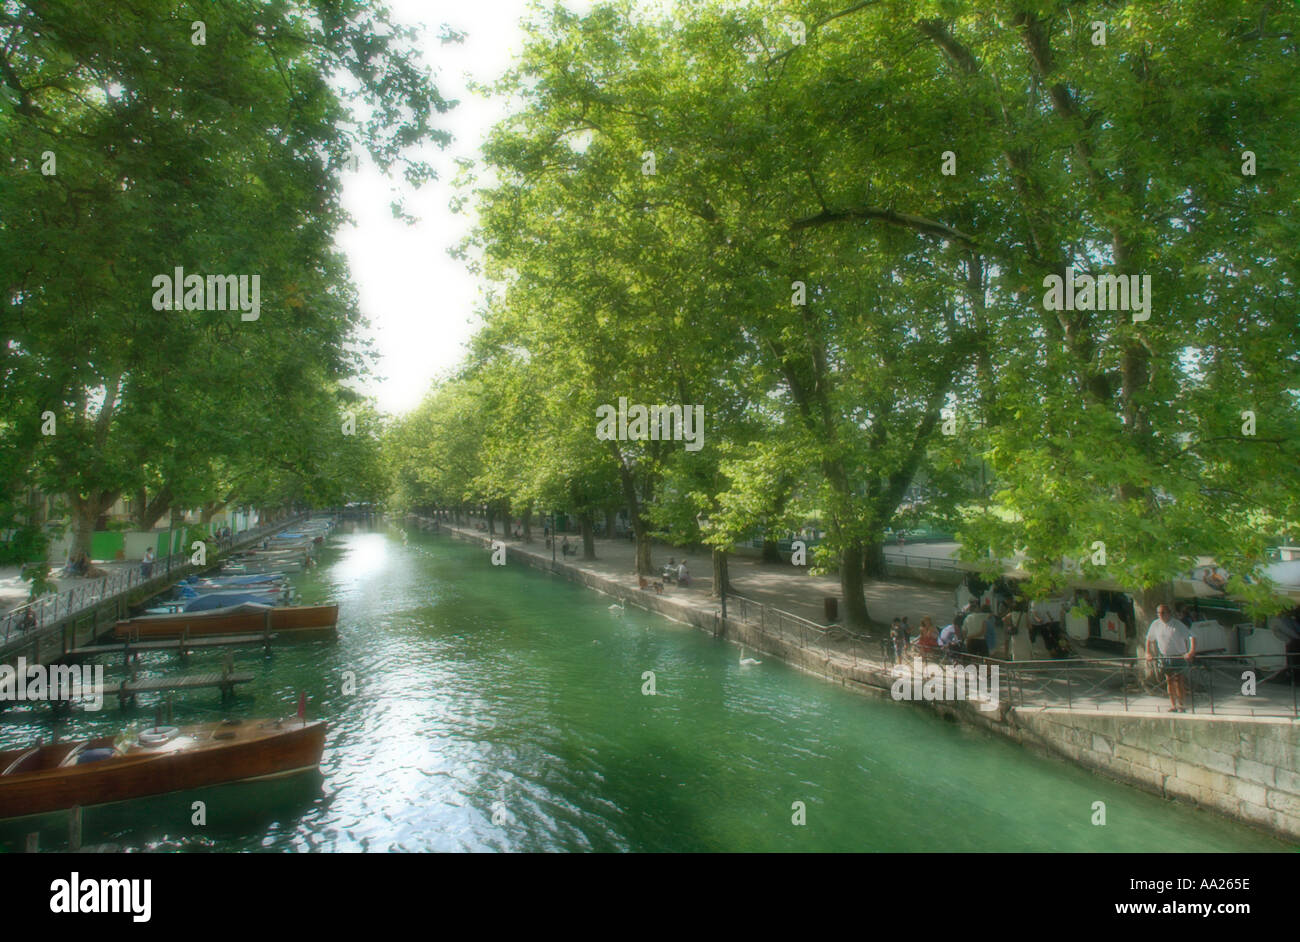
[94,670,255,708]
[65,631,278,663]
[0,514,312,673]
[39,666,257,712]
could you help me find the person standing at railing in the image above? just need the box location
[890,618,907,664]
[1146,604,1196,713]
[141,546,155,579]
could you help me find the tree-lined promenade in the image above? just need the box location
[387,0,1299,630]
[1,1,440,574]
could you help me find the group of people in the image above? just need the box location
[890,600,1022,664]
[635,558,691,595]
[663,558,690,586]
[887,596,1204,714]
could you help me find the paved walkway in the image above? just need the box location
[429,517,1300,721]
[0,561,136,614]
[452,521,956,631]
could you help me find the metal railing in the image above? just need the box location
[0,514,306,648]
[998,651,1299,719]
[884,551,960,571]
[722,594,1298,719]
[725,592,878,669]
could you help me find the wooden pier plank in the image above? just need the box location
[65,633,278,658]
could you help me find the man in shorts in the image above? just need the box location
[1145,604,1196,712]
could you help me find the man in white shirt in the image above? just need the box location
[1145,604,1196,713]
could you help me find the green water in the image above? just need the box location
[0,523,1290,852]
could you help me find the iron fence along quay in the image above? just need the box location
[993,652,1299,719]
[0,514,308,649]
[885,552,961,571]
[721,593,1298,719]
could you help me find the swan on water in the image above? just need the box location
[739,645,762,666]
[609,599,625,615]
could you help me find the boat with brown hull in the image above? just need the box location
[0,718,326,819]
[115,602,339,641]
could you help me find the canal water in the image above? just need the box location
[0,523,1289,852]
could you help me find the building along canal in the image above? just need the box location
[0,522,1289,852]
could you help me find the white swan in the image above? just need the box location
[608,599,625,615]
[739,645,762,666]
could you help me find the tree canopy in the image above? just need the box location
[390,0,1298,628]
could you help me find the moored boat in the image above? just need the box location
[115,603,339,641]
[0,717,325,819]
[222,560,306,574]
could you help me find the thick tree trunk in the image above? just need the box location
[72,505,96,560]
[761,538,782,564]
[1131,583,1173,654]
[605,508,617,540]
[486,507,496,538]
[69,491,117,560]
[580,512,596,560]
[200,499,227,524]
[862,538,888,579]
[136,485,173,531]
[839,540,870,628]
[634,528,653,574]
[711,547,730,598]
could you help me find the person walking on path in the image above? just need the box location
[141,546,156,579]
[1146,604,1196,712]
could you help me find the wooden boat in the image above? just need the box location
[222,560,305,573]
[183,582,286,596]
[115,603,338,641]
[0,718,325,819]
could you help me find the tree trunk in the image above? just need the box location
[200,499,227,524]
[522,505,533,543]
[839,540,870,628]
[634,526,653,574]
[72,504,96,560]
[862,537,888,579]
[1131,582,1173,654]
[486,507,496,538]
[761,538,782,564]
[69,491,117,559]
[136,485,173,531]
[580,512,596,560]
[609,440,654,575]
[711,547,730,598]
[605,508,617,540]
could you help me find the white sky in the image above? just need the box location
[337,0,593,416]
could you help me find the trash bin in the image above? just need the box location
[824,597,838,622]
